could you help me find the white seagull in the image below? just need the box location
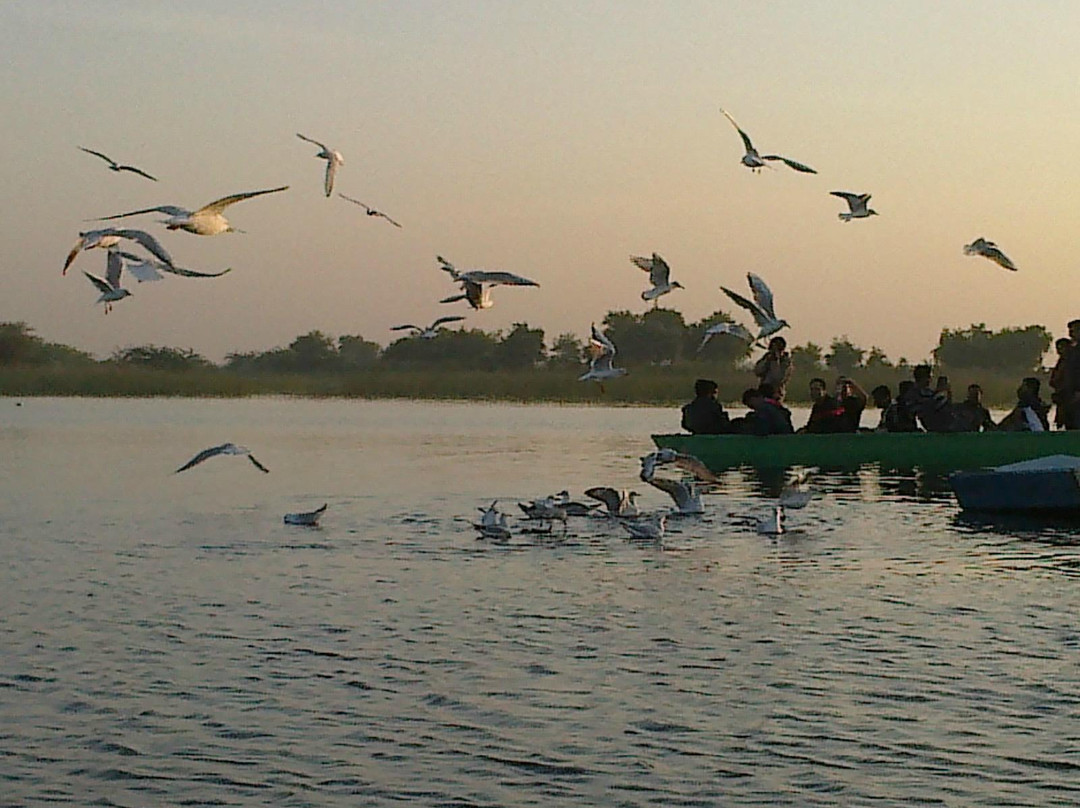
[779,471,815,510]
[719,107,817,174]
[339,193,402,228]
[646,476,705,515]
[297,133,344,197]
[437,256,539,310]
[109,250,232,282]
[963,238,1018,272]
[584,487,641,518]
[639,448,719,484]
[63,228,174,275]
[720,272,789,344]
[831,191,878,222]
[390,315,466,340]
[284,503,328,526]
[578,323,628,391]
[698,321,754,353]
[629,253,684,305]
[83,251,131,314]
[93,186,289,236]
[756,505,785,536]
[174,443,270,474]
[78,147,157,181]
[474,501,513,540]
[622,513,666,541]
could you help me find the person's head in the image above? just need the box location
[1057,337,1072,355]
[913,364,932,387]
[809,377,828,402]
[935,375,950,393]
[767,336,787,354]
[1022,376,1041,396]
[694,378,718,398]
[870,384,891,408]
[758,382,776,400]
[965,383,983,404]
[1069,319,1080,342]
[742,388,764,409]
[898,380,915,397]
[836,376,855,398]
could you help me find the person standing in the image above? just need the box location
[1051,335,1074,429]
[753,336,793,402]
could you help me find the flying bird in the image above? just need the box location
[639,448,719,484]
[78,147,157,181]
[83,251,131,314]
[63,228,174,275]
[109,250,232,282]
[719,107,817,174]
[297,133,344,197]
[284,503,328,527]
[646,476,704,515]
[629,253,683,305]
[584,487,641,518]
[339,194,402,228]
[92,186,289,236]
[830,191,878,222]
[578,323,628,391]
[621,513,666,541]
[697,321,754,353]
[963,238,1018,272]
[437,256,539,310]
[174,443,270,474]
[720,272,789,344]
[389,315,466,339]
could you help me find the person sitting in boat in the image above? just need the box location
[903,365,954,432]
[739,384,794,436]
[1049,337,1072,430]
[753,336,793,402]
[802,377,841,433]
[870,384,904,432]
[952,383,996,432]
[892,380,921,432]
[802,376,866,432]
[998,377,1050,432]
[681,378,732,434]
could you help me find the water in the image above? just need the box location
[2,397,1079,806]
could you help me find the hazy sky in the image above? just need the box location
[3,1,1079,363]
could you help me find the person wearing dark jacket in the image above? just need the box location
[681,379,731,434]
[740,385,794,436]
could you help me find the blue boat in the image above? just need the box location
[948,455,1080,512]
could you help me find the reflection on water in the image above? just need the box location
[2,398,1080,806]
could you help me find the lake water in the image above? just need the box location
[2,397,1079,806]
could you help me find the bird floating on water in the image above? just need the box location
[437,256,539,310]
[284,503,328,526]
[779,471,815,510]
[339,193,402,228]
[720,272,789,345]
[390,315,466,340]
[646,476,704,515]
[697,321,754,353]
[578,323,628,391]
[93,186,289,236]
[622,513,666,541]
[297,133,344,197]
[830,191,878,222]
[63,228,174,275]
[719,107,817,174]
[83,250,131,314]
[963,237,1018,272]
[756,505,785,535]
[474,501,513,540]
[78,147,157,181]
[629,253,683,305]
[584,487,641,518]
[174,443,270,474]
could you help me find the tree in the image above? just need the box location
[863,346,892,371]
[380,328,497,371]
[602,308,687,367]
[0,322,93,367]
[337,335,380,370]
[790,342,825,376]
[687,311,753,365]
[933,323,1051,372]
[825,337,865,376]
[548,332,585,369]
[111,345,213,371]
[495,323,545,370]
[287,331,338,372]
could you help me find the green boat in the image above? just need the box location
[651,430,1080,471]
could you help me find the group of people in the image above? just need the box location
[682,325,1080,436]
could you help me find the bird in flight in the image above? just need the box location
[109,250,232,282]
[963,237,1018,272]
[390,315,466,339]
[92,186,289,236]
[719,107,817,174]
[584,487,641,518]
[697,321,754,353]
[629,252,683,305]
[297,133,344,197]
[83,250,131,314]
[174,443,270,474]
[830,191,878,222]
[720,272,789,344]
[437,256,539,310]
[63,228,174,275]
[78,147,157,181]
[579,323,628,391]
[339,194,402,228]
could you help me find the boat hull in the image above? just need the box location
[651,431,1080,471]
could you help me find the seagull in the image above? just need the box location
[720,272,789,344]
[174,443,270,474]
[719,107,817,174]
[474,501,513,540]
[339,194,402,228]
[92,186,289,236]
[297,133,344,197]
[83,251,131,314]
[639,448,719,484]
[284,503,328,526]
[109,250,232,282]
[584,487,641,518]
[963,238,1018,272]
[646,476,704,515]
[551,490,601,517]
[518,494,569,523]
[390,315,466,340]
[437,256,539,310]
[78,147,157,181]
[756,505,785,536]
[621,513,666,541]
[63,228,174,275]
[578,323,628,391]
[830,191,878,222]
[779,471,815,509]
[697,321,754,353]
[629,253,683,305]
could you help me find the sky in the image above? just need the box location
[3,1,1079,363]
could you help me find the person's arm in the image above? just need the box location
[845,377,868,404]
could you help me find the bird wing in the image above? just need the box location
[629,254,655,273]
[584,487,621,513]
[94,205,190,221]
[747,273,777,319]
[430,315,466,328]
[175,444,230,473]
[390,324,421,332]
[323,157,338,197]
[198,186,289,214]
[719,108,755,154]
[963,238,989,256]
[63,236,88,274]
[648,253,671,287]
[646,475,691,508]
[720,285,768,328]
[159,264,232,279]
[760,155,817,173]
[829,191,863,209]
[117,164,158,181]
[83,271,113,295]
[339,193,370,212]
[376,211,402,228]
[985,247,1018,271]
[246,453,270,473]
[79,147,118,168]
[296,132,329,151]
[121,256,165,283]
[105,250,123,289]
[671,452,720,483]
[464,271,539,287]
[439,293,466,305]
[113,228,175,268]
[590,323,616,357]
